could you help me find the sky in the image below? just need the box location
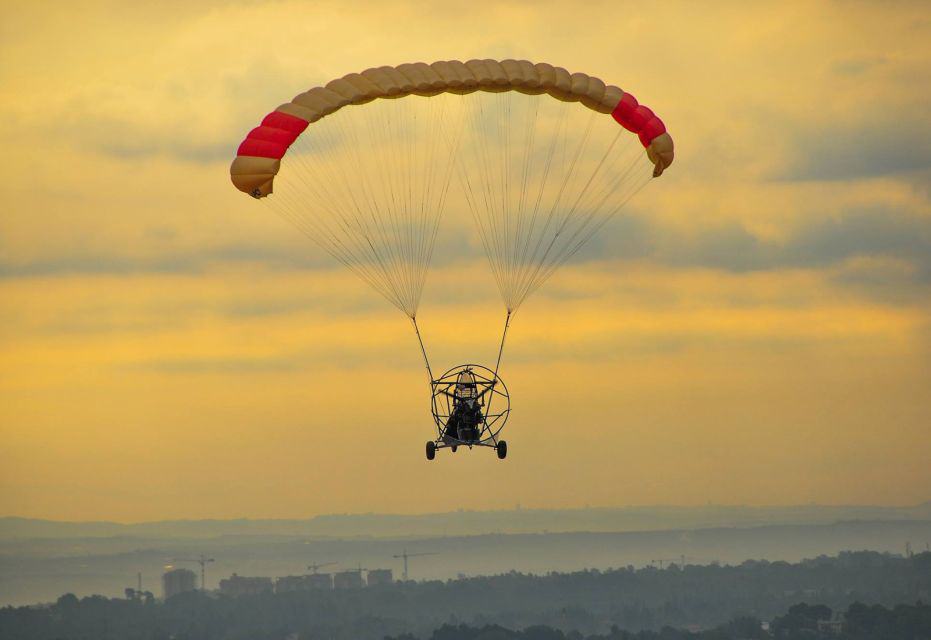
[1,1,929,522]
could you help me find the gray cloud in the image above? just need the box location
[6,204,929,310]
[15,58,313,165]
[575,206,931,300]
[774,118,931,182]
[10,207,930,283]
[0,243,334,279]
[783,208,931,268]
[123,342,418,375]
[831,55,888,77]
[98,135,234,164]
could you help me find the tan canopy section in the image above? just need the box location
[230,60,674,197]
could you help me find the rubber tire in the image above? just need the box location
[451,445,458,453]
[426,441,436,460]
[496,440,507,460]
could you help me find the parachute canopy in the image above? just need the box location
[231,59,673,316]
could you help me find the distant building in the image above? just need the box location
[219,573,274,597]
[817,616,845,635]
[162,568,197,599]
[275,573,334,592]
[306,573,333,589]
[275,575,309,593]
[333,570,363,589]
[366,569,393,586]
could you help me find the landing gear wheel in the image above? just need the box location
[426,441,436,460]
[496,440,508,460]
[451,445,458,453]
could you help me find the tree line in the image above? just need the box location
[390,601,931,640]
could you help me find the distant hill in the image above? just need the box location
[2,502,930,540]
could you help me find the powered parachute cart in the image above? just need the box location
[228,59,674,461]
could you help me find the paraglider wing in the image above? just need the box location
[230,59,674,316]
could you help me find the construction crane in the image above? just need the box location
[124,572,146,600]
[392,550,438,581]
[172,554,215,591]
[307,561,336,574]
[649,558,673,570]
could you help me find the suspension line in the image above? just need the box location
[493,310,512,380]
[411,315,434,383]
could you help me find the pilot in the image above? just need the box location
[445,370,484,442]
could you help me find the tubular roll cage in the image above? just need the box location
[430,364,510,450]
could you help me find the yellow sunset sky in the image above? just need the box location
[1,1,929,522]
